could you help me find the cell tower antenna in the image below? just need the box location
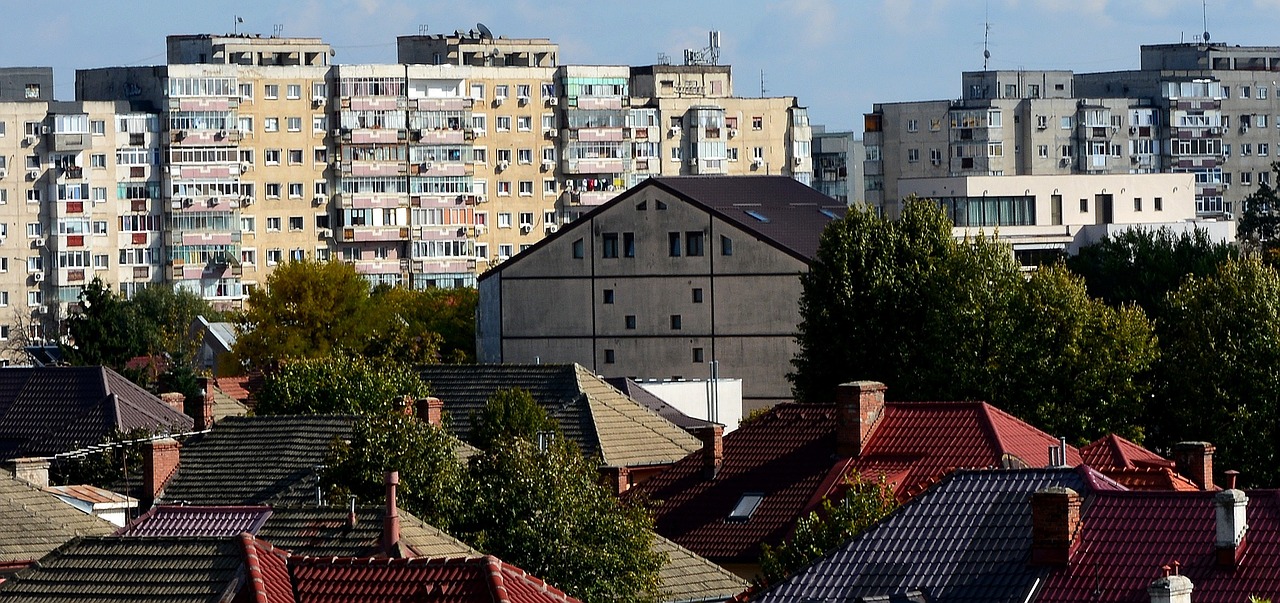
[273,23,284,38]
[683,30,722,66]
[1201,0,1211,43]
[982,2,992,70]
[760,70,767,98]
[418,24,429,36]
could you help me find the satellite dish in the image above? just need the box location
[477,22,493,39]
[984,49,991,59]
[1203,31,1211,42]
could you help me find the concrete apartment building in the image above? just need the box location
[811,128,863,204]
[866,41,1280,235]
[477,176,844,411]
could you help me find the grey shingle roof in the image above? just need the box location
[160,415,353,505]
[654,534,749,603]
[0,536,246,602]
[0,366,194,459]
[750,468,1097,603]
[604,378,715,432]
[420,364,701,467]
[0,473,115,566]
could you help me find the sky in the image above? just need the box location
[5,0,1280,132]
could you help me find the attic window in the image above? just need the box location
[655,200,668,210]
[636,201,647,210]
[743,210,770,223]
[728,493,765,522]
[819,208,840,219]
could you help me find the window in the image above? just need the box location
[1262,87,1270,100]
[24,84,39,99]
[1242,171,1253,186]
[692,348,704,363]
[728,493,765,521]
[90,154,106,168]
[90,120,105,135]
[541,82,555,97]
[473,148,487,163]
[93,254,108,269]
[290,248,305,261]
[264,84,279,99]
[603,289,614,304]
[544,179,557,194]
[267,217,281,231]
[519,181,533,196]
[265,149,281,165]
[907,148,920,163]
[752,116,763,130]
[1261,143,1271,157]
[602,233,619,258]
[625,315,637,329]
[1155,197,1164,211]
[497,213,512,228]
[267,249,283,265]
[313,114,327,132]
[668,232,681,257]
[93,221,107,235]
[670,315,682,330]
[495,85,509,99]
[289,216,304,230]
[1134,198,1143,212]
[496,116,511,131]
[671,145,683,161]
[241,217,255,232]
[572,238,584,258]
[623,232,635,258]
[1080,198,1089,213]
[692,288,703,303]
[266,183,281,198]
[686,231,704,256]
[1060,116,1073,130]
[517,116,532,131]
[518,149,533,164]
[238,83,253,99]
[518,212,534,228]
[470,84,484,100]
[287,117,301,132]
[496,149,512,164]
[264,117,279,132]
[499,244,513,258]
[752,146,764,160]
[287,84,301,99]
[720,235,733,256]
[497,181,512,196]
[604,349,615,364]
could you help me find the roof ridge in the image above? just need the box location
[485,554,511,603]
[976,403,1017,464]
[575,366,699,466]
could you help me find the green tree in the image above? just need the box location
[758,473,895,585]
[324,412,465,529]
[1239,162,1280,256]
[62,278,154,369]
[233,259,376,370]
[130,285,224,363]
[470,388,558,450]
[457,437,663,603]
[1066,226,1238,319]
[1156,258,1280,487]
[370,286,478,363]
[255,354,428,416]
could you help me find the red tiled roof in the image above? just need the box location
[286,555,581,603]
[1081,433,1174,469]
[1038,490,1280,603]
[632,400,1083,563]
[1102,467,1202,492]
[214,374,260,407]
[242,533,295,603]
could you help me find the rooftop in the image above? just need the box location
[0,472,114,568]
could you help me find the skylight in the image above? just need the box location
[743,210,770,223]
[819,208,840,219]
[727,492,765,522]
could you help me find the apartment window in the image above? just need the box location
[497,181,512,196]
[241,217,255,232]
[671,146,683,161]
[572,238,584,259]
[1242,171,1253,186]
[313,114,327,132]
[692,348,704,363]
[90,120,105,135]
[518,149,533,164]
[470,83,484,99]
[1028,84,1040,98]
[497,149,512,164]
[602,233,619,258]
[314,147,328,164]
[720,235,733,256]
[264,84,279,99]
[670,315,682,330]
[495,85,509,99]
[1060,145,1074,158]
[752,147,764,160]
[289,183,303,198]
[1261,87,1270,100]
[727,147,739,161]
[930,148,942,164]
[498,244,513,258]
[497,213,512,228]
[602,289,614,304]
[1260,115,1269,128]
[93,254,108,269]
[623,232,635,257]
[907,119,919,133]
[92,187,106,202]
[473,148,487,163]
[1080,198,1089,213]
[1243,86,1251,99]
[471,114,486,132]
[287,84,301,99]
[625,315,637,329]
[692,288,703,303]
[1263,171,1273,187]
[496,116,511,131]
[686,231,705,256]
[1060,116,1072,130]
[239,83,253,99]
[1134,197,1142,212]
[90,154,106,168]
[752,116,763,130]
[517,116,532,131]
[544,179,557,194]
[240,249,257,265]
[1261,143,1271,157]
[237,116,254,133]
[1005,83,1018,98]
[27,291,42,306]
[93,220,107,235]
[668,232,681,257]
[266,183,281,198]
[1155,197,1164,211]
[267,249,282,265]
[907,148,919,163]
[604,349,615,364]
[286,117,302,132]
[267,217,281,231]
[26,223,41,237]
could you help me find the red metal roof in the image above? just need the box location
[632,400,1084,563]
[242,533,295,603]
[1082,433,1174,469]
[285,555,581,603]
[1038,490,1280,603]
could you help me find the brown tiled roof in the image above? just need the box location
[0,473,115,567]
[653,534,748,603]
[419,364,700,468]
[0,366,194,459]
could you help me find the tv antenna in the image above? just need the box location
[760,69,767,98]
[982,2,992,69]
[418,24,429,36]
[683,31,722,66]
[273,23,284,37]
[1201,0,1211,43]
[476,22,494,39]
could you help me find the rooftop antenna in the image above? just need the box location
[1202,0,1211,43]
[273,23,284,38]
[683,30,722,66]
[982,2,992,70]
[418,24,429,36]
[476,22,493,39]
[234,15,243,36]
[760,69,767,98]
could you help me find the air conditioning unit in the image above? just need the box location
[545,97,559,106]
[475,225,488,235]
[241,196,254,206]
[217,130,228,138]
[752,157,764,166]
[688,158,698,167]
[545,224,559,233]
[498,160,510,171]
[0,168,7,179]
[207,198,219,207]
[728,128,738,138]
[517,96,530,105]
[34,237,45,248]
[313,195,327,206]
[544,129,558,138]
[1130,155,1139,163]
[40,126,49,134]
[541,159,554,170]
[26,169,38,181]
[474,195,486,204]
[171,200,183,209]
[23,134,37,145]
[312,96,327,107]
[794,157,803,166]
[240,161,252,173]
[32,273,44,284]
[318,228,333,238]
[331,128,343,137]
[1224,183,1231,190]
[229,200,240,209]
[1240,125,1249,134]
[1060,158,1071,167]
[519,223,533,233]
[493,96,505,106]
[669,126,680,136]
[473,127,486,137]
[182,198,195,208]
[1209,127,1222,135]
[1129,126,1138,134]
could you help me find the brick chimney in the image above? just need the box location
[696,425,723,480]
[607,466,631,495]
[835,381,886,458]
[6,457,50,488]
[143,438,181,508]
[416,397,444,426]
[1173,441,1215,491]
[383,471,401,557]
[159,392,185,415]
[1030,486,1082,566]
[1148,563,1193,603]
[1215,482,1248,568]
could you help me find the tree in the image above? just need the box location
[1066,226,1238,319]
[1239,162,1280,255]
[255,354,428,416]
[470,388,558,450]
[1156,257,1280,487]
[130,285,223,363]
[233,259,376,370]
[370,286,478,363]
[758,473,895,585]
[324,412,466,529]
[61,278,154,369]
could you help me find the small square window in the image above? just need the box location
[692,348,704,363]
[603,289,614,304]
[625,315,637,329]
[670,315,682,330]
[692,288,703,303]
[1155,197,1164,211]
[572,238,584,259]
[604,349,615,364]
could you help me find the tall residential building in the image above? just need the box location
[811,128,863,204]
[866,41,1280,225]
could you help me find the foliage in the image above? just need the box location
[790,200,1159,444]
[233,259,377,370]
[758,473,896,586]
[324,412,465,529]
[456,437,664,603]
[48,428,156,490]
[1155,258,1280,487]
[61,278,154,368]
[1239,162,1280,253]
[470,388,558,450]
[255,354,429,416]
[129,285,224,363]
[370,286,478,363]
[1066,226,1238,319]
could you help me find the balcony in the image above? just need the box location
[341,226,411,242]
[170,129,242,146]
[60,165,83,179]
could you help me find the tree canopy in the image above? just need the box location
[790,199,1157,444]
[469,388,558,450]
[1239,162,1280,258]
[255,354,429,416]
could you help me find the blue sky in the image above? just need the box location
[6,0,1279,131]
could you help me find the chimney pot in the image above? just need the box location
[1173,441,1215,491]
[1224,469,1239,490]
[835,381,886,458]
[159,392,185,415]
[143,438,182,508]
[383,471,401,557]
[1030,486,1082,566]
[416,397,444,426]
[696,425,723,480]
[6,457,50,488]
[1148,569,1194,603]
[1214,487,1248,567]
